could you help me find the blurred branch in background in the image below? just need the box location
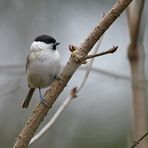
[130,131,148,148]
[0,64,24,70]
[13,0,135,147]
[127,0,147,148]
[29,35,103,147]
[127,0,145,48]
[0,64,147,88]
[0,82,20,97]
[0,64,24,76]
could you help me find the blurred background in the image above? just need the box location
[0,0,148,147]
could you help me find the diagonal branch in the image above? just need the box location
[29,89,75,146]
[29,36,103,146]
[13,0,135,147]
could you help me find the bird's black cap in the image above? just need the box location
[34,35,56,44]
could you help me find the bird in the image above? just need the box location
[22,35,61,108]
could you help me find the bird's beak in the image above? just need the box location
[53,42,60,50]
[54,42,60,46]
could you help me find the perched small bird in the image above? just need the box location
[22,35,61,108]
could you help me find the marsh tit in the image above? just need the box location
[22,35,61,108]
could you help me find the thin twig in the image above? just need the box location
[130,131,148,148]
[29,93,73,146]
[29,92,74,146]
[29,36,103,146]
[84,46,118,60]
[77,36,103,91]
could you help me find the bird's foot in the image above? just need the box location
[40,96,48,106]
[55,75,62,81]
[39,88,48,106]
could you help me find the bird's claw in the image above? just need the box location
[41,98,48,107]
[55,75,62,81]
[39,88,48,107]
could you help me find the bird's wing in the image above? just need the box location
[25,52,38,73]
[25,55,30,73]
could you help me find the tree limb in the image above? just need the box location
[29,36,103,146]
[13,0,135,147]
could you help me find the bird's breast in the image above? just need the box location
[26,50,61,88]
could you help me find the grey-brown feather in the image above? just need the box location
[22,88,35,108]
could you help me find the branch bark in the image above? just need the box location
[13,0,135,147]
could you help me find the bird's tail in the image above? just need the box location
[22,88,35,108]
